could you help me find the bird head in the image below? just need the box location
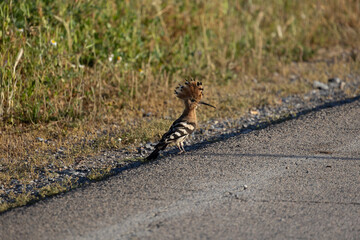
[174,79,216,110]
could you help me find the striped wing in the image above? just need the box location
[160,120,196,144]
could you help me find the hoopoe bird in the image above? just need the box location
[146,80,215,161]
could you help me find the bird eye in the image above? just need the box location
[191,99,196,102]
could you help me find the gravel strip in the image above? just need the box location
[1,76,359,210]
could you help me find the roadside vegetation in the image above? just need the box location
[1,0,360,211]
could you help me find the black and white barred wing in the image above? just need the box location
[160,120,196,144]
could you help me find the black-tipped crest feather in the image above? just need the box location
[174,80,203,101]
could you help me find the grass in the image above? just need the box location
[0,176,73,213]
[1,0,360,211]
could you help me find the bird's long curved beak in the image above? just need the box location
[199,101,216,108]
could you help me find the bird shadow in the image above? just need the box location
[191,152,360,162]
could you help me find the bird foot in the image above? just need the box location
[178,150,186,154]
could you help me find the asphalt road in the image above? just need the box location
[1,99,359,240]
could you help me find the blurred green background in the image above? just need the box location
[1,0,359,124]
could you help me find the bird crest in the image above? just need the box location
[174,79,204,102]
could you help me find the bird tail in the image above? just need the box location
[145,142,168,161]
[146,148,160,161]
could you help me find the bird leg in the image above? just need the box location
[180,142,186,153]
[177,142,185,154]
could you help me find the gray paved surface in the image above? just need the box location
[1,99,359,240]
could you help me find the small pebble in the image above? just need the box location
[313,81,329,90]
[328,77,341,88]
